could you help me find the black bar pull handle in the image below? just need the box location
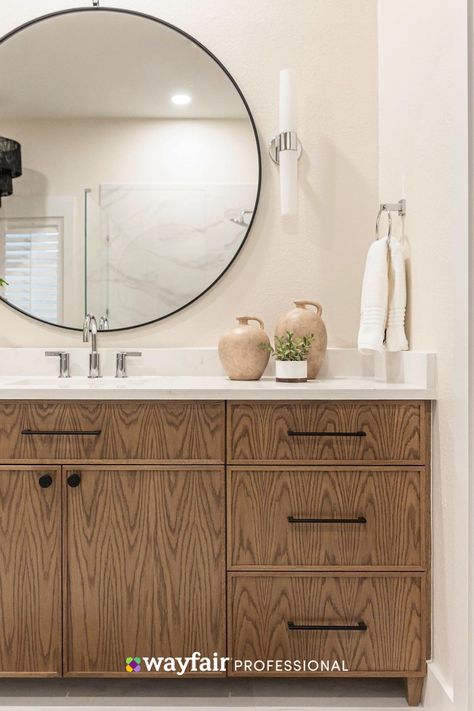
[288,620,367,632]
[22,429,102,436]
[287,515,367,524]
[287,430,366,437]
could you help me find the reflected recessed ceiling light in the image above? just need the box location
[171,93,192,106]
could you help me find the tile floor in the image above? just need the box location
[0,678,412,711]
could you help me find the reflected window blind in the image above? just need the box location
[0,217,63,323]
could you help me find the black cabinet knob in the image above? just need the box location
[67,473,81,488]
[38,474,53,488]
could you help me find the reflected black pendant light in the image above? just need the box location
[0,170,13,199]
[0,137,22,207]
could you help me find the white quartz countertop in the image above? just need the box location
[0,348,436,400]
[0,374,434,400]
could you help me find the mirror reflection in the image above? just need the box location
[0,10,260,330]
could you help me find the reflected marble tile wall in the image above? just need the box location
[86,183,257,328]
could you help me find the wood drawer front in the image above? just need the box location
[228,401,426,464]
[228,574,425,675]
[229,468,424,569]
[0,401,224,463]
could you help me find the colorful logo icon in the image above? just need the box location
[125,656,141,672]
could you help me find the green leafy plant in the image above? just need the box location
[0,278,7,287]
[260,330,314,361]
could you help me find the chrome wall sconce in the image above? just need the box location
[269,69,302,217]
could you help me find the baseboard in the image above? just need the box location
[424,662,455,709]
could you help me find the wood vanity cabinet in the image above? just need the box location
[0,399,430,705]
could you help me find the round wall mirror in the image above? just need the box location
[0,9,260,330]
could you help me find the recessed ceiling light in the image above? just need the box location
[171,93,192,106]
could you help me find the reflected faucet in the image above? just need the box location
[83,313,101,378]
[98,315,109,331]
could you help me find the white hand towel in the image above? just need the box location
[386,237,408,351]
[358,237,388,355]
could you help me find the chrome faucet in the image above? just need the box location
[83,314,101,378]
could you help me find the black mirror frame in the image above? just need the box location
[0,7,262,332]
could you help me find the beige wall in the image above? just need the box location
[378,1,469,708]
[0,0,378,346]
[1,118,257,201]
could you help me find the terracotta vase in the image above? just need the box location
[218,316,270,381]
[275,300,327,379]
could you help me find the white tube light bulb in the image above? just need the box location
[279,68,297,217]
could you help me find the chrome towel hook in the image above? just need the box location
[376,199,406,242]
[376,206,392,240]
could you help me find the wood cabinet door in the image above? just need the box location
[0,466,61,676]
[64,466,225,676]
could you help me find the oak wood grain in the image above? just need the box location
[228,573,425,676]
[424,403,432,661]
[227,401,426,464]
[229,468,424,568]
[0,396,430,694]
[0,466,61,675]
[0,401,224,463]
[64,466,225,675]
[406,677,424,706]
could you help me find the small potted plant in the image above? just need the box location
[260,330,314,382]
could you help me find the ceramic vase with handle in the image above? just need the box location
[218,316,270,381]
[275,300,327,379]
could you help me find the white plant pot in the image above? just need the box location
[275,360,308,383]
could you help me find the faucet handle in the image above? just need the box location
[115,351,142,378]
[45,351,70,378]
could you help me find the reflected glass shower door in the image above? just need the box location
[84,188,110,329]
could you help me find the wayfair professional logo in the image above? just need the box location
[125,657,142,672]
[125,653,348,675]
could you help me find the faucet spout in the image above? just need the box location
[83,314,100,378]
